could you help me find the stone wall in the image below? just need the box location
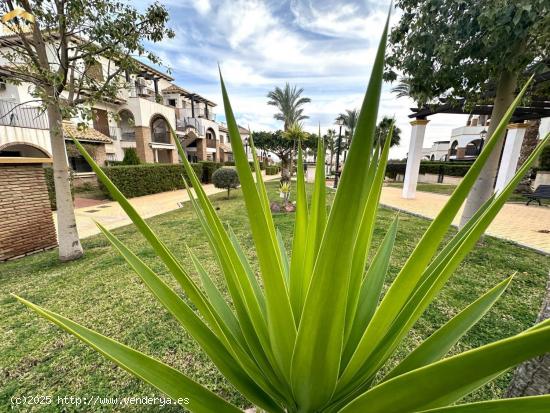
[0,159,57,260]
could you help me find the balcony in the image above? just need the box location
[121,129,136,141]
[176,117,206,136]
[0,100,48,129]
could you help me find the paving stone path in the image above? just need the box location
[379,186,550,255]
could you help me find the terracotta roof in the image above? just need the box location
[238,125,250,134]
[162,84,191,95]
[62,122,112,144]
[218,124,229,132]
[219,143,232,153]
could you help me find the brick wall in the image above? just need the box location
[0,161,57,260]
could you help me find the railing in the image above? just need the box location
[176,107,215,121]
[109,126,119,140]
[176,117,205,137]
[465,145,480,157]
[0,100,48,129]
[206,138,217,148]
[121,129,136,141]
[152,131,170,144]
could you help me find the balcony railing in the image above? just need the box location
[121,129,136,141]
[152,131,170,144]
[109,126,119,140]
[176,117,206,137]
[0,100,48,129]
[176,107,215,121]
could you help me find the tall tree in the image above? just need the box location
[386,0,549,228]
[267,83,310,178]
[267,83,311,130]
[338,109,359,140]
[376,116,401,147]
[0,0,173,261]
[390,76,431,107]
[324,128,337,170]
[252,129,293,169]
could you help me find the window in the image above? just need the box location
[69,155,93,173]
[168,99,176,107]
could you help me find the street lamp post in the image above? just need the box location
[333,117,344,188]
[244,137,249,159]
[478,129,488,155]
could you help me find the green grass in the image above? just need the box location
[385,182,549,204]
[1,181,549,412]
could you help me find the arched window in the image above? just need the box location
[449,140,459,156]
[206,128,216,141]
[151,115,170,144]
[465,139,482,157]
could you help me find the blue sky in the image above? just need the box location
[136,0,467,158]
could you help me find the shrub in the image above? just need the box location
[44,167,74,210]
[99,163,203,198]
[121,148,141,165]
[17,17,550,413]
[539,144,550,171]
[199,161,222,183]
[224,161,235,166]
[385,162,470,179]
[265,165,279,175]
[212,167,239,198]
[249,161,255,172]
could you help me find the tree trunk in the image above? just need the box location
[517,118,541,170]
[48,104,83,261]
[459,70,519,228]
[505,274,550,397]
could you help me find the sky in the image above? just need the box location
[135,0,468,159]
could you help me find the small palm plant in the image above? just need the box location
[13,12,550,413]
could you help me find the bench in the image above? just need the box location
[524,185,550,206]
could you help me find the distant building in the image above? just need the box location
[422,141,450,161]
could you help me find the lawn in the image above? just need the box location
[1,181,549,412]
[385,182,549,204]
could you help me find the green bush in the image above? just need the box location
[99,163,203,199]
[265,166,279,175]
[385,162,471,179]
[539,144,550,171]
[212,167,240,198]
[199,161,222,183]
[249,161,255,172]
[121,148,141,165]
[224,161,235,166]
[44,167,74,211]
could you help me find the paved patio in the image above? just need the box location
[380,186,550,255]
[54,172,278,239]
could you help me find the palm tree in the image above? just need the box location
[324,129,337,171]
[391,76,431,106]
[267,83,311,177]
[375,116,402,147]
[267,83,311,131]
[338,108,359,139]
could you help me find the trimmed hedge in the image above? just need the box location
[99,163,203,199]
[539,145,550,171]
[266,166,279,175]
[385,162,471,180]
[224,161,235,166]
[199,161,223,183]
[44,167,74,211]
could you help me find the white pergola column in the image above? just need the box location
[402,118,429,199]
[494,122,528,193]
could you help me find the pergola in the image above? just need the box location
[402,73,550,199]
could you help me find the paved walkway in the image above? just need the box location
[380,186,550,255]
[54,172,278,239]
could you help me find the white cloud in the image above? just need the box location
[136,0,466,159]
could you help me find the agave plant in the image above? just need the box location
[13,12,550,413]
